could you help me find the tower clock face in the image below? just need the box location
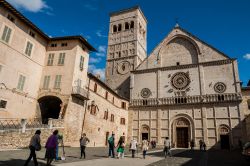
[117,61,131,75]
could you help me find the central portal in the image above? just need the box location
[172,117,191,148]
[176,127,189,148]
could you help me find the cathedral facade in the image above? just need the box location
[105,7,245,149]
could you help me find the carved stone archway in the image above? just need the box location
[141,124,150,141]
[171,115,194,148]
[218,124,231,149]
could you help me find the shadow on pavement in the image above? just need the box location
[0,158,48,166]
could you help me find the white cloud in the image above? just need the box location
[89,57,102,63]
[88,65,105,80]
[95,45,106,57]
[243,53,250,60]
[7,0,50,13]
[96,30,107,38]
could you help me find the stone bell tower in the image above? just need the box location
[105,6,147,99]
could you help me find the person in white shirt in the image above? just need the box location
[164,137,172,158]
[129,138,138,158]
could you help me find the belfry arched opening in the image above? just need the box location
[38,96,62,124]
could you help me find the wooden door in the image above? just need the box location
[176,127,188,148]
[105,132,109,146]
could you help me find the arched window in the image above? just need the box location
[125,22,129,30]
[113,25,117,33]
[130,21,134,29]
[118,24,122,31]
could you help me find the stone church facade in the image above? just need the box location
[105,7,247,149]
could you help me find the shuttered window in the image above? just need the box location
[43,75,50,89]
[54,75,62,89]
[1,26,12,43]
[25,41,33,56]
[17,75,26,91]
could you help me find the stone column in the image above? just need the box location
[201,107,208,143]
[157,108,162,144]
[21,119,27,133]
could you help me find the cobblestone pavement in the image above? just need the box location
[0,147,249,166]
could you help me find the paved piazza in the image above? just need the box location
[0,147,249,166]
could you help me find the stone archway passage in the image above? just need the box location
[38,96,62,124]
[219,125,230,149]
[141,125,150,141]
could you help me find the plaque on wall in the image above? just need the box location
[141,88,151,98]
[214,82,226,93]
[171,72,191,90]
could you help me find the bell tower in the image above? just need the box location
[105,6,147,99]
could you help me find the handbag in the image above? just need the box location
[35,144,41,151]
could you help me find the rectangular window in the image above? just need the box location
[1,25,12,43]
[104,111,108,120]
[61,43,67,47]
[54,75,62,89]
[120,118,125,125]
[79,56,84,71]
[43,75,50,89]
[105,91,108,99]
[17,75,26,91]
[7,14,15,23]
[47,53,54,66]
[121,102,126,109]
[0,100,7,109]
[111,114,114,122]
[29,30,35,38]
[51,43,57,47]
[25,41,33,56]
[58,53,65,65]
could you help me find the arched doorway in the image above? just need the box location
[219,125,230,149]
[38,96,62,124]
[172,117,191,148]
[141,125,150,141]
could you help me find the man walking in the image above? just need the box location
[164,137,171,158]
[80,133,90,159]
[108,133,115,158]
[24,130,41,166]
[129,138,138,158]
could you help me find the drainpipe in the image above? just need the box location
[81,77,91,135]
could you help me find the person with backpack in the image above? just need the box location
[79,133,90,159]
[163,137,172,158]
[108,133,115,158]
[24,130,41,166]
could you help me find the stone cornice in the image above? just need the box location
[107,55,136,61]
[131,59,235,74]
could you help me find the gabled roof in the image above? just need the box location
[0,0,96,52]
[134,25,232,71]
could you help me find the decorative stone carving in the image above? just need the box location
[141,88,151,98]
[171,72,190,90]
[214,82,226,93]
[117,61,130,75]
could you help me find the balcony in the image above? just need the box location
[71,86,89,100]
[130,93,242,107]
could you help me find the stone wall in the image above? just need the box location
[0,119,64,149]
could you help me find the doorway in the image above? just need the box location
[176,127,188,148]
[105,132,109,146]
[142,133,149,140]
[38,96,62,124]
[220,135,230,149]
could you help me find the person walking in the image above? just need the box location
[199,140,203,151]
[141,138,149,159]
[24,130,41,166]
[190,139,195,150]
[79,133,90,159]
[108,133,115,158]
[116,136,125,159]
[45,130,58,166]
[129,138,138,158]
[163,137,172,158]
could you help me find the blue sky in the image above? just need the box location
[7,0,250,85]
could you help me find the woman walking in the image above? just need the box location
[79,133,90,159]
[45,130,58,166]
[24,130,41,166]
[141,138,149,159]
[116,136,125,159]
